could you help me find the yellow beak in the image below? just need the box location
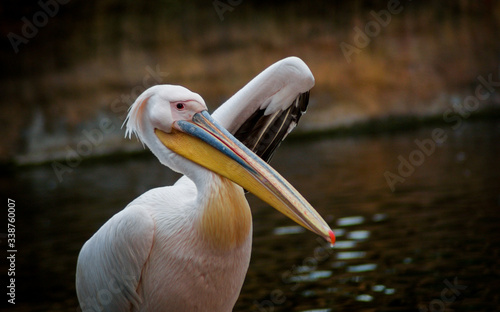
[155,110,335,245]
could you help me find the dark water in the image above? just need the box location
[1,120,499,312]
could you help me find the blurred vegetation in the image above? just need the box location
[1,0,499,164]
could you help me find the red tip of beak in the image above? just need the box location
[329,230,336,246]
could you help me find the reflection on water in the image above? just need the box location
[2,121,499,311]
[347,263,377,273]
[336,216,365,226]
[273,226,306,236]
[336,251,366,259]
[346,230,370,240]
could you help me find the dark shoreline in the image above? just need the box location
[6,107,500,170]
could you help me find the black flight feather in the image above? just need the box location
[234,91,310,163]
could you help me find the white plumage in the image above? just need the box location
[76,57,334,311]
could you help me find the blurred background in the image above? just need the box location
[1,0,499,164]
[1,1,500,311]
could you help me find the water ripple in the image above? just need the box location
[346,263,377,273]
[336,216,365,226]
[272,225,306,235]
[346,230,370,240]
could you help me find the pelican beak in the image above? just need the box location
[155,110,335,245]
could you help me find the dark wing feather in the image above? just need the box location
[234,91,309,163]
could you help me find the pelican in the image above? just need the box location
[76,57,335,312]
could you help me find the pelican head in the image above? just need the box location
[124,84,335,244]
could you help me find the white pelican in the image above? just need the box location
[76,57,335,312]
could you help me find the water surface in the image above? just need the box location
[2,120,499,311]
